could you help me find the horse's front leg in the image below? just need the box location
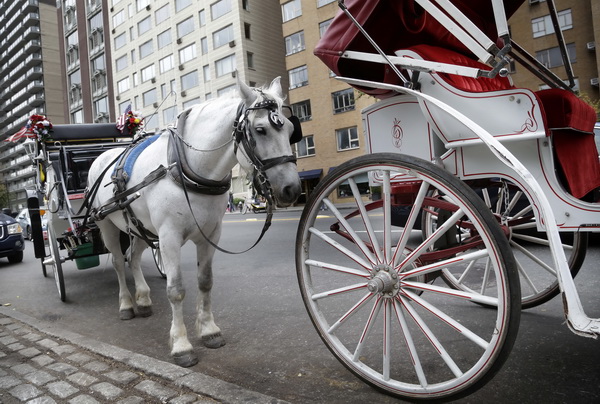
[195,240,226,349]
[128,236,152,317]
[160,233,198,367]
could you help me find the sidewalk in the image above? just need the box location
[0,309,289,404]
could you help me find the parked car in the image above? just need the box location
[16,208,31,240]
[0,212,25,263]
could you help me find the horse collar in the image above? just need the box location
[167,128,232,195]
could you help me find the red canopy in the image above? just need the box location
[314,0,525,97]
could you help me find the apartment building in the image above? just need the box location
[58,0,117,124]
[509,0,600,109]
[108,0,288,196]
[0,0,68,210]
[281,0,376,203]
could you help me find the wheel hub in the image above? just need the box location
[367,264,399,297]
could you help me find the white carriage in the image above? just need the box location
[296,0,599,400]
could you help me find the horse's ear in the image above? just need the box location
[268,76,284,99]
[237,75,257,106]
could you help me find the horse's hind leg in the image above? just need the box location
[195,242,226,349]
[99,222,136,320]
[128,236,152,317]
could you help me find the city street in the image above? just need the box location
[0,209,599,403]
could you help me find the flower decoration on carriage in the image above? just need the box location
[116,105,144,138]
[5,114,53,143]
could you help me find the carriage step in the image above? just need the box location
[43,256,65,266]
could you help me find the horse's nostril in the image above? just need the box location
[281,183,301,203]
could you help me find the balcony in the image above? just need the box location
[26,66,42,80]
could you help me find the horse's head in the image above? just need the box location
[234,77,302,207]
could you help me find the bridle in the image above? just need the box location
[232,91,302,204]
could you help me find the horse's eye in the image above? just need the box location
[255,127,266,135]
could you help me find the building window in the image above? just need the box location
[155,4,170,24]
[535,43,576,68]
[336,127,359,151]
[157,29,172,49]
[532,9,572,38]
[163,106,178,124]
[319,18,333,37]
[175,0,193,13]
[291,100,311,122]
[64,1,77,30]
[117,77,130,94]
[181,70,199,90]
[183,98,201,109]
[179,43,197,64]
[115,55,128,72]
[285,31,305,55]
[332,88,355,114]
[318,0,335,6]
[139,40,154,59]
[93,97,109,123]
[203,65,211,82]
[114,33,126,50]
[294,135,315,157]
[218,84,236,96]
[215,54,236,77]
[136,0,150,12]
[213,25,234,49]
[282,0,302,22]
[201,37,208,54]
[244,23,251,39]
[288,65,308,89]
[113,9,125,27]
[119,100,131,113]
[211,0,232,20]
[69,70,82,107]
[143,88,157,106]
[242,0,249,11]
[199,9,206,26]
[91,56,106,95]
[71,109,83,124]
[138,16,152,36]
[247,52,254,69]
[177,16,195,38]
[66,32,79,68]
[141,64,156,82]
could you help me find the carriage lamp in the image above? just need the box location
[22,138,38,161]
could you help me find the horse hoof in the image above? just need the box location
[202,333,226,349]
[119,309,135,320]
[173,351,199,367]
[137,305,153,317]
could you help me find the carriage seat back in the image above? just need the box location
[50,123,132,143]
[400,44,600,199]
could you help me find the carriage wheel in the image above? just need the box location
[152,244,166,278]
[424,180,587,309]
[295,153,521,401]
[46,224,66,302]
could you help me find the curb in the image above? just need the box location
[1,308,289,404]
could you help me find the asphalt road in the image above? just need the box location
[0,210,599,403]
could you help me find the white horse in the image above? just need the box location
[87,78,301,367]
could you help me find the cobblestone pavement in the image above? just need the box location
[0,311,287,404]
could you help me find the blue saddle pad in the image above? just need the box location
[114,133,162,183]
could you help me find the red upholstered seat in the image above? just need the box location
[407,45,513,93]
[407,45,600,199]
[536,89,600,199]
